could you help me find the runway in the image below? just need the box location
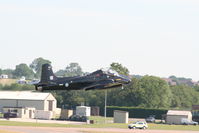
[1,126,199,133]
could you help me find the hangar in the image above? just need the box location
[0,91,57,112]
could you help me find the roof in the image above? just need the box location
[0,91,51,100]
[167,110,191,116]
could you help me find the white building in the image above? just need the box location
[0,91,57,113]
[0,74,8,79]
[166,110,192,124]
[114,110,129,123]
[76,106,91,116]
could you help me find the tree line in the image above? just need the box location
[0,57,199,109]
[0,57,51,79]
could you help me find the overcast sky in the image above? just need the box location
[0,0,199,80]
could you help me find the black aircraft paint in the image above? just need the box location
[34,64,131,91]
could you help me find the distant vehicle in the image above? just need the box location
[181,118,198,125]
[128,121,148,129]
[17,76,27,84]
[145,115,156,123]
[193,116,199,123]
[3,112,17,118]
[69,115,88,122]
[34,64,131,91]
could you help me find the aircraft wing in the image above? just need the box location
[83,79,118,90]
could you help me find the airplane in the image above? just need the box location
[34,64,131,91]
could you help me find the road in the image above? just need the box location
[0,126,199,133]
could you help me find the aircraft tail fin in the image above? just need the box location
[40,64,57,83]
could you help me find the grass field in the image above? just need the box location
[0,119,199,131]
[89,116,113,124]
[0,79,17,86]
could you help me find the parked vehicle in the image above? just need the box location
[128,121,148,129]
[69,115,88,122]
[3,112,17,118]
[181,118,198,125]
[145,115,155,123]
[193,116,199,123]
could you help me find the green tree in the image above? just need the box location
[85,90,105,107]
[13,63,34,79]
[170,85,199,108]
[65,63,83,76]
[55,69,66,77]
[138,76,172,108]
[30,57,51,78]
[110,62,129,75]
[0,69,2,75]
[117,77,143,106]
[194,85,199,92]
[53,90,86,108]
[55,63,83,77]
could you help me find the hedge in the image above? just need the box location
[101,106,168,119]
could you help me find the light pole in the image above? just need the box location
[104,90,107,123]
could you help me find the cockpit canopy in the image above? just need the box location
[101,68,119,76]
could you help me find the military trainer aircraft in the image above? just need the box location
[34,64,131,91]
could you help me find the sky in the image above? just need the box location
[0,0,199,81]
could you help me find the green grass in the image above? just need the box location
[0,113,3,118]
[89,116,113,124]
[148,123,199,131]
[0,117,199,131]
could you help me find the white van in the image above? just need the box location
[181,118,198,125]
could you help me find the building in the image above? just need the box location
[162,78,177,86]
[0,91,57,113]
[0,74,8,79]
[91,106,100,116]
[60,109,73,119]
[113,110,129,123]
[76,106,91,116]
[166,110,192,124]
[3,107,35,119]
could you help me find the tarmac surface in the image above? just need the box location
[0,126,199,133]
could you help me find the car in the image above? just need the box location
[3,112,17,118]
[181,118,198,125]
[145,115,155,123]
[69,115,88,122]
[128,121,148,129]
